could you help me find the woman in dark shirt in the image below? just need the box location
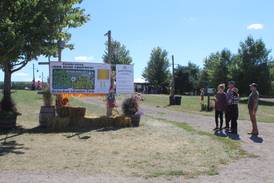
[214,84,227,130]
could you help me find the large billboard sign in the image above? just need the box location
[50,62,111,94]
[116,64,134,94]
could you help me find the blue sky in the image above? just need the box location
[1,0,274,82]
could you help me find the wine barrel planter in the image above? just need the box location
[0,111,19,130]
[131,114,141,127]
[39,106,56,128]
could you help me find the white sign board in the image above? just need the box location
[116,64,134,94]
[50,62,111,94]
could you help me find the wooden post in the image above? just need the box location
[105,30,115,117]
[171,55,175,96]
[170,55,175,97]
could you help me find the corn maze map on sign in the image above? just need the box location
[50,62,111,94]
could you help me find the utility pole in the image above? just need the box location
[169,55,175,105]
[104,30,115,117]
[33,63,35,81]
[172,55,175,88]
[104,30,113,86]
[170,55,175,97]
[41,72,44,84]
[104,30,112,65]
[58,39,65,62]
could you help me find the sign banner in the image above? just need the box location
[50,62,111,94]
[116,64,134,94]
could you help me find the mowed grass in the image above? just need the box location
[142,94,274,123]
[0,90,246,178]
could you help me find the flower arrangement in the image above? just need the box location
[42,88,53,106]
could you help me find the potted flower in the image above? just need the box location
[39,88,55,127]
[122,96,143,127]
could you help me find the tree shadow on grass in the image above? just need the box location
[0,117,125,142]
[0,140,26,156]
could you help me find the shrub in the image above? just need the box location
[122,97,139,116]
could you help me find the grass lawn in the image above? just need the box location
[142,94,274,123]
[0,90,247,178]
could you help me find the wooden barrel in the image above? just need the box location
[39,106,55,128]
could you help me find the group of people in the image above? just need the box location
[214,81,259,136]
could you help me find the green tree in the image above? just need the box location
[0,0,89,111]
[202,49,232,88]
[142,47,170,89]
[102,40,133,65]
[235,36,272,95]
[174,62,200,94]
[270,61,274,95]
[270,61,274,80]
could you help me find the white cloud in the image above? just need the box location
[247,23,264,30]
[14,72,29,77]
[74,56,95,62]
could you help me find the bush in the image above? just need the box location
[122,97,139,116]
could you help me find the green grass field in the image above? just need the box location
[142,94,274,123]
[0,90,248,178]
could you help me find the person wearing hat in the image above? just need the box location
[225,81,240,134]
[248,83,259,135]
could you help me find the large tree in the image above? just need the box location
[202,49,232,88]
[235,36,272,95]
[174,62,200,94]
[102,40,133,65]
[142,47,170,89]
[0,0,89,111]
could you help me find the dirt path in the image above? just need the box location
[140,104,274,183]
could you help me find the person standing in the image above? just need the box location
[214,84,227,130]
[225,81,240,134]
[248,83,259,136]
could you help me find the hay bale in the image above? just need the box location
[69,107,86,119]
[113,115,132,128]
[47,117,70,130]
